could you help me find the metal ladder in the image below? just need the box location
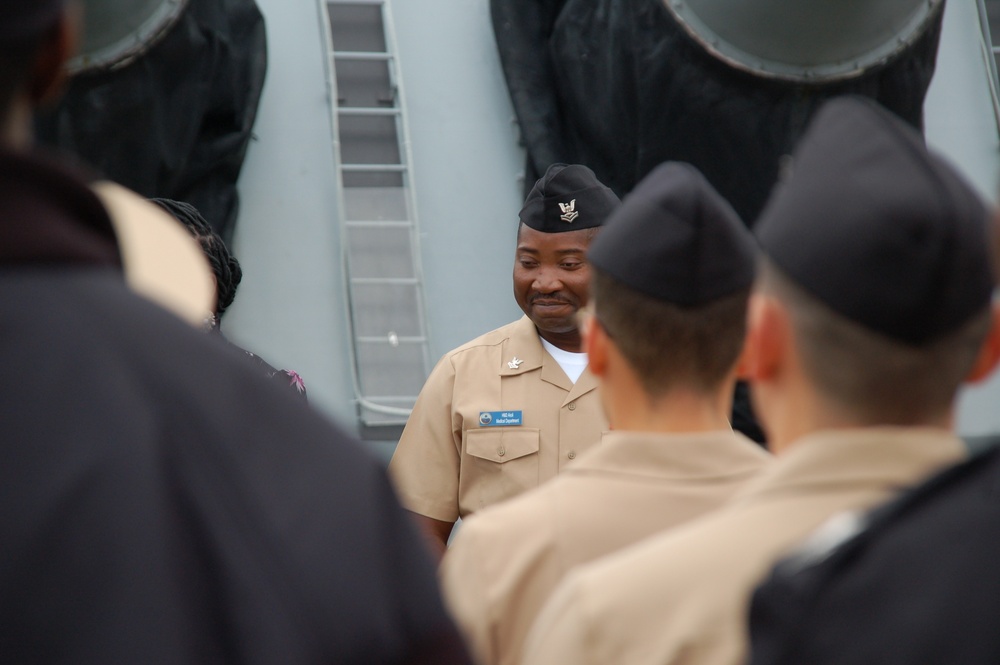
[318,0,432,428]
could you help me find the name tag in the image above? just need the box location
[479,410,523,427]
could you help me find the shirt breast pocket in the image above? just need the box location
[459,428,541,515]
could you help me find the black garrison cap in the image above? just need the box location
[0,0,65,46]
[755,96,993,345]
[588,161,756,305]
[519,163,621,233]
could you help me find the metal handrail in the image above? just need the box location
[976,0,1000,132]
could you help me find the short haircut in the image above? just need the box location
[758,259,993,423]
[590,266,750,397]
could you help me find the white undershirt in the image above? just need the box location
[540,338,589,384]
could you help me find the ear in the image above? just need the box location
[966,303,1000,384]
[584,315,609,378]
[742,294,789,382]
[734,333,753,380]
[26,8,79,107]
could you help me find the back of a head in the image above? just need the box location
[151,197,243,318]
[754,96,995,423]
[587,162,757,396]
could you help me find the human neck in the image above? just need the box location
[608,382,735,434]
[537,328,583,353]
[762,388,955,456]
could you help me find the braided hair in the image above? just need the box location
[150,198,243,317]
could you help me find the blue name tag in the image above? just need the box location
[479,410,523,427]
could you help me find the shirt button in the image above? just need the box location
[567,451,576,460]
[568,402,577,411]
[497,447,506,457]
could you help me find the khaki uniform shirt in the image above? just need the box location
[389,316,608,522]
[523,427,967,665]
[441,429,771,665]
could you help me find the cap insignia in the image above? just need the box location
[558,199,579,223]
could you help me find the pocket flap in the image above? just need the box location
[465,428,540,464]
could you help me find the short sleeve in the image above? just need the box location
[389,354,463,522]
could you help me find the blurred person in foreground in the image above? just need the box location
[747,438,1000,665]
[440,162,772,665]
[0,1,468,662]
[522,96,1000,665]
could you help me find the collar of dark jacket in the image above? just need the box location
[0,146,122,268]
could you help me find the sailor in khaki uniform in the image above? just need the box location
[389,164,621,555]
[523,97,1000,665]
[440,162,772,665]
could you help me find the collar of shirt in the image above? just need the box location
[498,315,547,375]
[499,316,600,399]
[729,426,967,505]
[569,430,771,480]
[539,336,588,383]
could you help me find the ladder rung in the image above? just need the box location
[341,163,406,172]
[334,51,392,61]
[338,107,399,116]
[346,220,412,227]
[357,336,427,345]
[350,277,418,285]
[360,395,420,403]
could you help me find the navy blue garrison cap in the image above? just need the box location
[588,161,756,306]
[519,163,621,233]
[755,96,993,345]
[0,0,65,46]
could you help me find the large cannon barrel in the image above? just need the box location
[665,0,943,82]
[38,0,267,242]
[69,0,190,73]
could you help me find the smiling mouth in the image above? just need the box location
[532,300,573,310]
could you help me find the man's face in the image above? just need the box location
[513,224,595,342]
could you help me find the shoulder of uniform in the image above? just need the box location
[444,319,526,359]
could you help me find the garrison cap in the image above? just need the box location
[0,0,65,46]
[588,161,756,305]
[519,163,621,233]
[755,96,993,345]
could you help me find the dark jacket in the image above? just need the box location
[749,445,1000,665]
[0,148,469,664]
